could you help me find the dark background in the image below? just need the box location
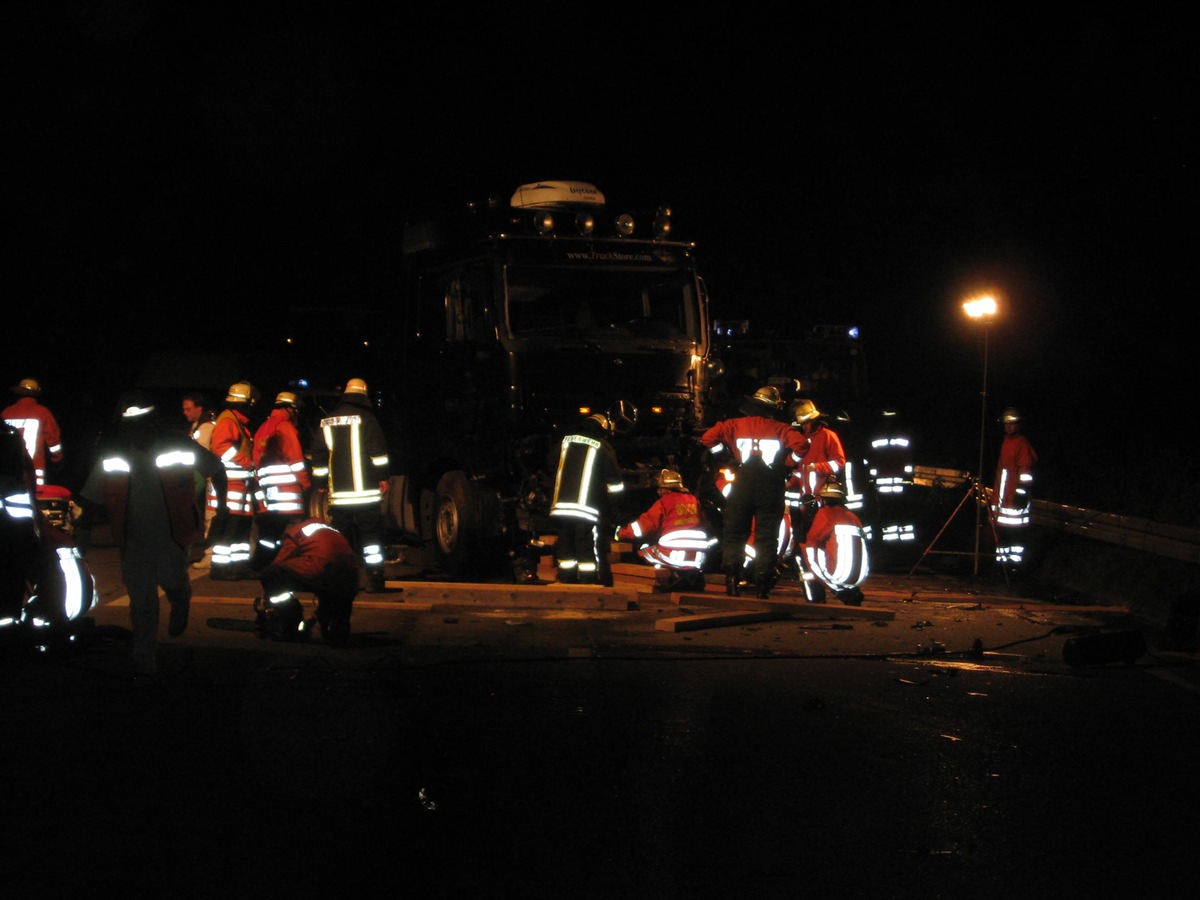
[7,4,1196,518]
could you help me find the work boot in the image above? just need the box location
[837,587,864,607]
[724,568,741,597]
[167,597,190,637]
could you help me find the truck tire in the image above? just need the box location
[433,470,501,576]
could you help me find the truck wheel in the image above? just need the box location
[433,471,500,576]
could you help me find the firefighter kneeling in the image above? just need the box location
[798,481,869,606]
[254,518,360,646]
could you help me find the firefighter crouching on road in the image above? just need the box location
[616,468,716,593]
[77,391,226,676]
[251,391,311,571]
[700,386,807,599]
[801,480,869,606]
[308,378,390,592]
[208,381,260,581]
[254,517,360,646]
[550,413,624,586]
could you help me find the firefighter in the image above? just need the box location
[786,397,848,561]
[787,398,847,502]
[1,422,98,643]
[3,377,64,488]
[208,381,260,581]
[801,480,869,606]
[616,468,716,593]
[251,391,312,571]
[550,413,624,586]
[991,407,1038,569]
[700,385,807,598]
[254,517,360,646]
[308,378,391,592]
[77,391,226,676]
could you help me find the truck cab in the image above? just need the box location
[386,180,716,577]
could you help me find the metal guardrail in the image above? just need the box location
[1031,500,1200,566]
[910,466,1200,565]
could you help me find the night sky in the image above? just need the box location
[9,4,1196,509]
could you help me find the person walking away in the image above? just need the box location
[308,378,390,592]
[616,468,715,593]
[251,391,311,571]
[990,407,1038,570]
[208,382,259,580]
[253,517,360,646]
[700,385,806,598]
[550,413,624,586]
[77,391,226,677]
[182,391,216,567]
[801,480,869,606]
[3,377,64,488]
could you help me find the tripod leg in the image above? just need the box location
[909,483,976,575]
[984,499,1011,587]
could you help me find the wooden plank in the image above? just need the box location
[656,609,786,632]
[671,592,895,621]
[390,581,641,611]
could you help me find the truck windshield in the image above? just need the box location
[506,265,700,341]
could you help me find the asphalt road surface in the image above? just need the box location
[3,540,1198,899]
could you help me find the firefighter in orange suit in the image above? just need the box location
[308,378,390,592]
[77,391,226,676]
[251,391,312,570]
[3,377,64,487]
[208,381,259,581]
[990,407,1038,568]
[616,468,715,592]
[700,385,806,599]
[254,517,360,646]
[801,481,869,606]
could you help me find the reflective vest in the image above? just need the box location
[617,490,714,571]
[310,398,390,507]
[100,447,208,552]
[804,504,869,591]
[550,432,624,523]
[253,409,311,515]
[209,408,255,515]
[3,397,64,486]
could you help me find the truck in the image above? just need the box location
[371,180,718,578]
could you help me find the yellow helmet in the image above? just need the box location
[791,399,821,424]
[274,391,298,407]
[586,413,612,435]
[12,378,41,396]
[818,480,846,502]
[225,382,257,405]
[1001,407,1021,424]
[749,386,783,410]
[657,468,683,490]
[344,378,369,397]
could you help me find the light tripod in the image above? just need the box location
[908,475,1008,586]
